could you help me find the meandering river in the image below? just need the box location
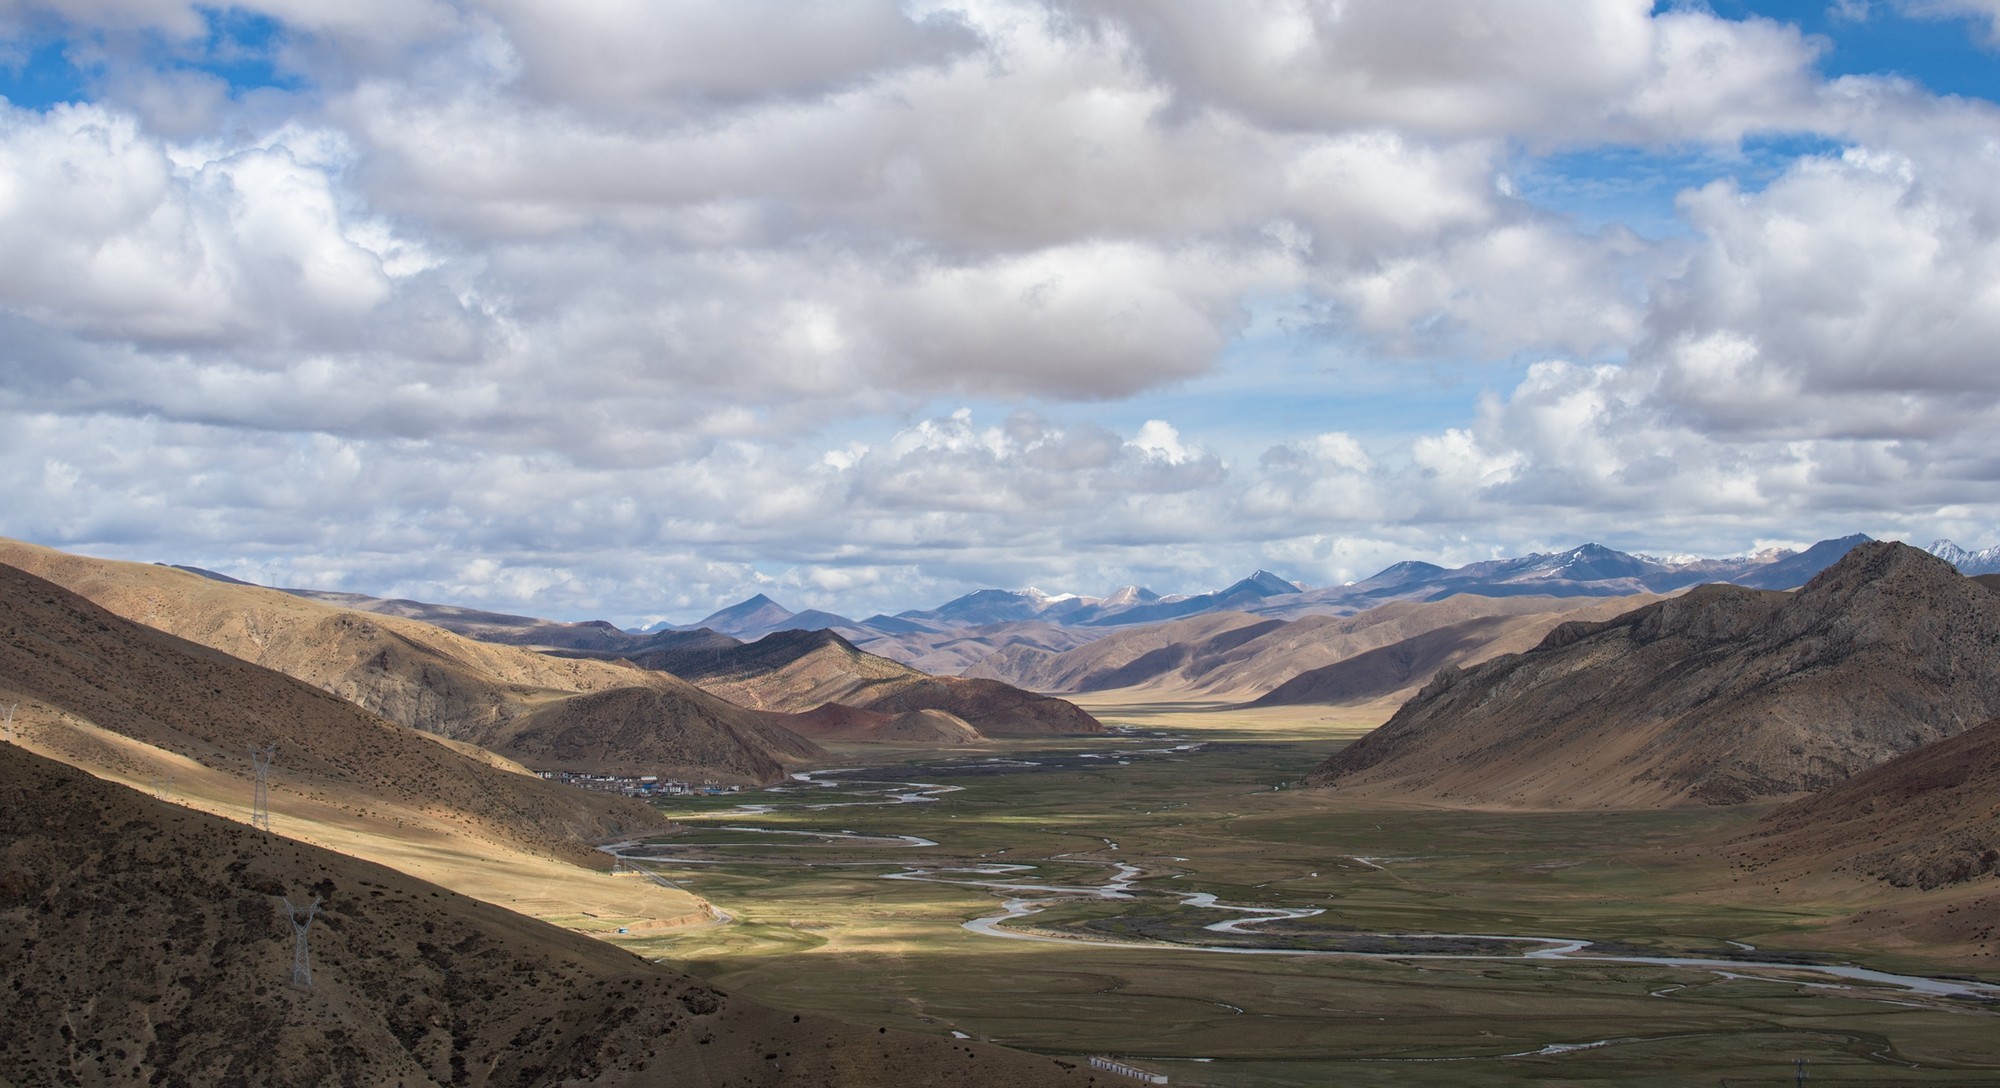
[611,760,2000,1006]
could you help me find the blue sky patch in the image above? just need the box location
[0,33,92,109]
[1703,0,2000,102]
[0,5,302,111]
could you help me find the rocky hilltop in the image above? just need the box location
[0,742,1076,1087]
[1305,542,2000,808]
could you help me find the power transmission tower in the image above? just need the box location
[2,703,16,743]
[283,895,321,989]
[249,744,276,832]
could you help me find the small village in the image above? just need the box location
[537,770,744,798]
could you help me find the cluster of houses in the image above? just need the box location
[537,770,745,798]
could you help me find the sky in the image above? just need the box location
[5,0,2000,626]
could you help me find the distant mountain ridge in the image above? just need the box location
[668,536,1875,650]
[1930,538,2000,576]
[160,535,1887,697]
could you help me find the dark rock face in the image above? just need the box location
[1731,715,2000,890]
[1305,543,2000,808]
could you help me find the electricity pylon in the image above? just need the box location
[249,744,276,832]
[283,895,321,989]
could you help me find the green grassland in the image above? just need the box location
[613,700,2000,1087]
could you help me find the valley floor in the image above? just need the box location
[608,692,2000,1087]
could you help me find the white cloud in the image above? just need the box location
[1063,0,1824,144]
[0,104,397,343]
[1645,134,2000,437]
[7,0,2000,621]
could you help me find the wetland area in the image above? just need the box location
[609,699,2000,1087]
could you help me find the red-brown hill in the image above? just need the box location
[605,628,1102,737]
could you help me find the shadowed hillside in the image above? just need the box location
[1306,542,2000,808]
[0,743,1080,1087]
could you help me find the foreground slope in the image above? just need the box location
[0,560,662,866]
[2,539,819,783]
[1306,542,2000,807]
[0,743,1076,1088]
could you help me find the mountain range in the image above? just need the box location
[629,537,1878,672]
[234,536,1890,692]
[4,539,1103,787]
[623,537,1857,650]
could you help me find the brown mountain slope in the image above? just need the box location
[502,686,822,780]
[1728,715,2000,890]
[968,594,1665,701]
[1248,614,1533,706]
[280,585,666,651]
[1305,542,2000,808]
[605,629,1102,737]
[1248,594,1667,707]
[964,611,1280,693]
[0,560,662,866]
[777,704,989,744]
[850,619,1105,675]
[0,742,1076,1088]
[0,540,819,782]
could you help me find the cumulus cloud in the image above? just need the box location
[1063,0,1824,144]
[1644,140,2000,437]
[6,0,2000,620]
